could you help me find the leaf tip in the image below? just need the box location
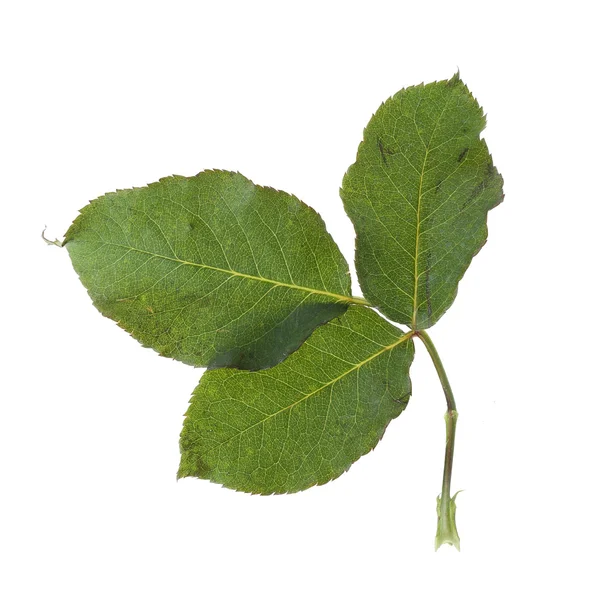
[447,69,462,87]
[41,226,63,247]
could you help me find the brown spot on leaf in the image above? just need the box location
[378,137,395,167]
[462,180,485,210]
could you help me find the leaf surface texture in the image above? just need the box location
[178,306,414,493]
[64,170,353,369]
[341,75,503,329]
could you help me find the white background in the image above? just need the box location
[2,1,599,598]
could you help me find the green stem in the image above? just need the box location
[349,296,372,307]
[416,330,456,412]
[415,330,461,551]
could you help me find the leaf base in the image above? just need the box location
[435,492,461,551]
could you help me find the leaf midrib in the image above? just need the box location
[212,330,414,448]
[100,241,370,306]
[411,94,453,328]
[412,146,429,328]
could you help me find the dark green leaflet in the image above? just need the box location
[341,75,503,329]
[64,170,359,369]
[179,306,414,494]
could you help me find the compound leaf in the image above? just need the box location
[64,170,354,370]
[178,305,414,494]
[341,75,503,329]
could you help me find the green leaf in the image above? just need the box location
[64,170,357,370]
[341,74,503,329]
[178,305,414,494]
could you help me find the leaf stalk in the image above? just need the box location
[349,296,372,306]
[415,330,460,551]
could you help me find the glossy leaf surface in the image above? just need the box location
[178,306,414,493]
[64,170,353,369]
[341,75,503,329]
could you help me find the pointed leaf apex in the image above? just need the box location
[448,70,462,86]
